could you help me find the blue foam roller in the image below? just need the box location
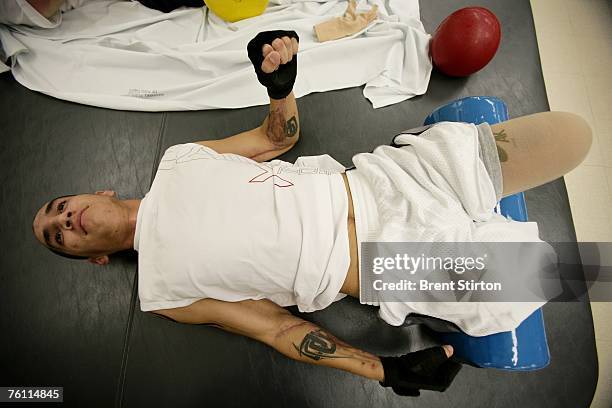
[423,96,550,370]
[424,96,509,126]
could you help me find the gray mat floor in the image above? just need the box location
[0,0,598,407]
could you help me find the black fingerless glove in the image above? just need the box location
[379,347,462,397]
[247,30,299,100]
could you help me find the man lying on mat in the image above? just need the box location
[31,30,591,397]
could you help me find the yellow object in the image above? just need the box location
[204,0,270,22]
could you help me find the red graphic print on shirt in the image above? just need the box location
[248,164,294,188]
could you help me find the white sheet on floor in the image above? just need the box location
[0,0,431,111]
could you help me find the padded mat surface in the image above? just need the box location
[0,0,597,407]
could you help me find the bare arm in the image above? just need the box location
[196,34,301,162]
[152,298,384,381]
[197,91,300,162]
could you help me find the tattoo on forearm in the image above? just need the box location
[266,105,298,147]
[494,128,510,162]
[284,117,298,138]
[292,330,350,361]
[289,327,382,376]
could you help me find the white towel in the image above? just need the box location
[0,0,431,111]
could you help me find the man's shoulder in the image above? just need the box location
[161,142,210,159]
[156,143,220,171]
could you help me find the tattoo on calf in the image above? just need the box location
[494,128,510,162]
[293,330,350,361]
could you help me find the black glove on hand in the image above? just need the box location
[379,347,462,397]
[247,30,299,100]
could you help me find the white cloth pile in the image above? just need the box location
[0,0,432,111]
[346,122,555,336]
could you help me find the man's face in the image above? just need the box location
[32,191,127,262]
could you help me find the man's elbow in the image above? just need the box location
[265,314,311,350]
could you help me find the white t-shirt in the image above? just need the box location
[135,143,349,312]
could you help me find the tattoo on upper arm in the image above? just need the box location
[494,129,510,162]
[292,329,350,361]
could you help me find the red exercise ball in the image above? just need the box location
[430,7,501,77]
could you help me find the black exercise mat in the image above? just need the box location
[0,76,163,406]
[0,0,597,407]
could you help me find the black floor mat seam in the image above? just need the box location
[115,112,168,408]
